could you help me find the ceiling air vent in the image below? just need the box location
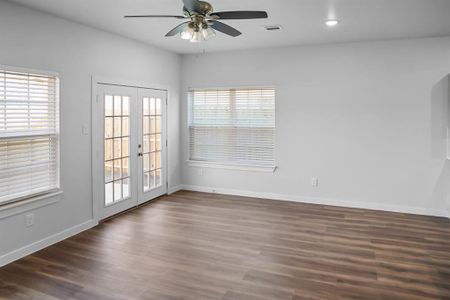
[264,25,282,31]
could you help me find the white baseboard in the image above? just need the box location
[180,185,449,218]
[168,185,183,194]
[0,219,98,267]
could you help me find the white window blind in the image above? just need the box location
[189,87,275,167]
[0,68,59,205]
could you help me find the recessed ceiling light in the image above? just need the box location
[325,20,339,27]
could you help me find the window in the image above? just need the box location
[188,87,275,168]
[0,67,59,206]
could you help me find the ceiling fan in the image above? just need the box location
[124,0,268,43]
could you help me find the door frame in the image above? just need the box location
[91,76,170,222]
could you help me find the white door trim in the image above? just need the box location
[91,76,170,222]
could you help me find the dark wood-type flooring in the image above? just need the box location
[1,190,450,300]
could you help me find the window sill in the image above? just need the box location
[0,190,63,220]
[186,160,277,173]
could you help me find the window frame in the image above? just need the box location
[0,64,61,208]
[186,86,277,173]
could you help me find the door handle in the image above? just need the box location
[138,153,143,157]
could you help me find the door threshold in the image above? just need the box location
[100,193,167,223]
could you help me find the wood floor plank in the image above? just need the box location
[1,190,450,300]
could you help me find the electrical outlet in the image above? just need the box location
[26,213,34,227]
[311,177,319,187]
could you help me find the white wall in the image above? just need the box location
[181,37,450,217]
[0,0,181,261]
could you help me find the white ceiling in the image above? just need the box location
[7,0,450,54]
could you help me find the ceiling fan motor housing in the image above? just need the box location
[183,1,213,17]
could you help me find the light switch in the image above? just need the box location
[26,213,34,227]
[82,124,89,135]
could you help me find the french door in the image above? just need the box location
[96,84,167,219]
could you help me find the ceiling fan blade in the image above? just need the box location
[210,11,268,20]
[165,22,190,37]
[210,21,241,37]
[183,0,202,13]
[124,15,187,19]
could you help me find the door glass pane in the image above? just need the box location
[155,169,161,187]
[105,117,113,138]
[105,96,113,116]
[155,98,161,115]
[105,182,113,205]
[122,158,129,177]
[155,134,161,151]
[143,116,150,134]
[149,171,155,190]
[114,96,121,115]
[113,138,121,159]
[122,97,129,116]
[114,180,122,201]
[156,152,161,169]
[144,153,150,172]
[143,172,149,191]
[105,139,113,161]
[105,161,113,182]
[150,152,155,171]
[122,117,129,136]
[113,159,122,179]
[150,117,156,134]
[104,94,131,206]
[156,116,161,133]
[113,117,121,137]
[143,97,149,115]
[122,137,129,157]
[150,98,156,115]
[143,95,163,192]
[143,135,149,153]
[123,178,130,198]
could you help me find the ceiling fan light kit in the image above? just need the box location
[180,15,216,43]
[124,0,268,43]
